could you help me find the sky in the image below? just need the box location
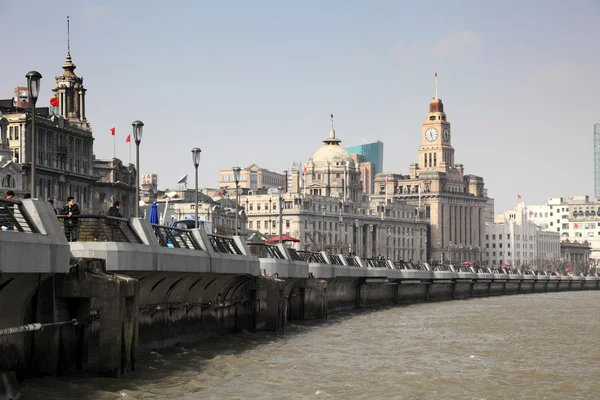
[1,0,599,213]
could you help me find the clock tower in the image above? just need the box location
[418,95,454,173]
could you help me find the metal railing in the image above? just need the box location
[296,251,327,264]
[0,197,38,233]
[151,224,202,250]
[248,243,285,259]
[328,254,344,266]
[207,234,242,255]
[363,258,388,268]
[56,215,143,243]
[345,256,360,267]
[287,248,303,261]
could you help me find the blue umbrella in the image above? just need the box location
[148,202,159,225]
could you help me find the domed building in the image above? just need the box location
[304,120,362,202]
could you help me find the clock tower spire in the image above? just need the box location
[418,72,454,172]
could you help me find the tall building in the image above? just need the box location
[92,158,136,216]
[373,91,490,264]
[347,141,383,194]
[219,164,285,192]
[141,173,159,200]
[0,48,95,210]
[594,124,600,198]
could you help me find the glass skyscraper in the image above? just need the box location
[595,124,600,198]
[346,141,384,174]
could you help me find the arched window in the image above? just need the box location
[2,174,15,188]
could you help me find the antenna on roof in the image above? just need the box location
[67,16,71,56]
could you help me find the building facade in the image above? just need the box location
[347,141,383,194]
[244,121,427,261]
[92,158,136,216]
[560,240,591,270]
[485,203,560,268]
[0,117,24,195]
[0,51,95,210]
[528,195,600,259]
[219,164,284,191]
[373,95,490,264]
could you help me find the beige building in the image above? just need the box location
[0,50,95,210]
[244,122,428,261]
[373,95,490,264]
[0,117,24,195]
[560,240,591,270]
[92,158,136,216]
[219,164,284,191]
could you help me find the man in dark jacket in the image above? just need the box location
[61,196,81,242]
[106,201,122,240]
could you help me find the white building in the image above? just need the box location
[528,196,600,259]
[485,203,560,268]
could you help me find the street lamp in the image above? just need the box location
[232,166,241,235]
[132,120,144,217]
[26,71,42,198]
[278,187,284,244]
[192,148,202,228]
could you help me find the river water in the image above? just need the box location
[21,291,600,399]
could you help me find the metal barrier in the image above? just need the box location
[0,197,38,233]
[151,224,202,250]
[248,243,285,259]
[363,258,388,268]
[287,248,303,261]
[296,251,327,264]
[345,256,360,267]
[56,215,143,243]
[207,234,242,255]
[328,254,344,266]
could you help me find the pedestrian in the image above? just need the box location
[106,201,122,240]
[60,196,81,242]
[5,190,14,199]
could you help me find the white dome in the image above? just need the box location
[311,144,354,166]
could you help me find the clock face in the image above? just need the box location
[425,127,438,142]
[443,128,449,142]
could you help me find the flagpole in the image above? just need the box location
[129,140,131,165]
[113,133,115,160]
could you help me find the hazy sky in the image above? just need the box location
[1,0,599,213]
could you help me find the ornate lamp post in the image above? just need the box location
[26,71,42,198]
[192,148,202,228]
[132,120,144,217]
[232,166,241,235]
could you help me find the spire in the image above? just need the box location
[62,16,77,77]
[324,113,341,145]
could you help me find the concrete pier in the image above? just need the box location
[1,198,599,397]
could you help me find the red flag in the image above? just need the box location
[574,223,579,229]
[386,177,389,183]
[434,72,437,77]
[50,97,59,107]
[126,134,131,143]
[529,211,533,216]
[110,127,115,136]
[303,165,307,173]
[517,194,521,199]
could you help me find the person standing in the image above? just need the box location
[106,201,122,240]
[61,197,81,242]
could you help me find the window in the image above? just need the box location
[99,192,106,203]
[257,221,261,229]
[249,221,253,228]
[286,220,290,228]
[257,204,261,211]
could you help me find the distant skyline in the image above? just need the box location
[1,0,599,213]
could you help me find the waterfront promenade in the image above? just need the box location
[1,197,599,398]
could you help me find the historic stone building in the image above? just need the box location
[244,121,428,261]
[0,117,24,195]
[0,49,95,210]
[92,158,136,216]
[373,94,490,264]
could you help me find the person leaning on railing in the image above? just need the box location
[60,197,81,242]
[105,201,122,240]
